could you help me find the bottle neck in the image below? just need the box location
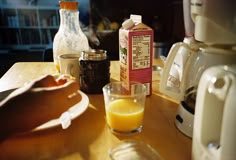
[59,9,81,33]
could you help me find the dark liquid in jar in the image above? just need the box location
[80,59,110,94]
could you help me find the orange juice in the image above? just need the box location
[106,99,144,132]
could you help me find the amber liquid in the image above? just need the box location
[55,62,60,73]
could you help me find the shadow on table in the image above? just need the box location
[0,103,105,160]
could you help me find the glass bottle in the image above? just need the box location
[53,1,89,72]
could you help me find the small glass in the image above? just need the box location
[109,139,163,160]
[102,81,146,135]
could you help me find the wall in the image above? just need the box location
[90,0,184,42]
[90,0,185,59]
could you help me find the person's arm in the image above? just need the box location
[0,75,81,141]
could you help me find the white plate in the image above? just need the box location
[34,90,89,131]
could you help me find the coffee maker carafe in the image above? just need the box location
[192,65,236,160]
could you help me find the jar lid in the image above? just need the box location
[59,1,78,10]
[81,49,108,61]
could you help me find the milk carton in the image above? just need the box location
[119,15,153,95]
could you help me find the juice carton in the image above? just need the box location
[119,15,153,95]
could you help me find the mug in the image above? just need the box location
[58,53,80,83]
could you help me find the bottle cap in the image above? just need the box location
[59,1,78,10]
[122,19,135,29]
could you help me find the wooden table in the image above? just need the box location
[0,61,192,160]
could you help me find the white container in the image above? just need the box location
[53,1,89,72]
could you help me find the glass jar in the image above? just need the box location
[53,1,89,72]
[109,139,163,160]
[79,49,110,94]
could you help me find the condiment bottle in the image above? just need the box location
[53,0,89,72]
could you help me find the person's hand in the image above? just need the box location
[0,75,81,141]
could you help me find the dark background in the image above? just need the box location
[0,0,184,77]
[90,0,184,42]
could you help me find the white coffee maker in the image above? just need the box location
[160,0,201,138]
[160,0,236,138]
[191,0,236,159]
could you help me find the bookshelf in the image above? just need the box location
[0,0,90,77]
[0,4,60,51]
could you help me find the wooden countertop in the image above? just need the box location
[0,60,192,160]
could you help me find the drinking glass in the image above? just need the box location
[103,81,146,135]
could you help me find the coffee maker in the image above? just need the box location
[160,0,236,138]
[159,0,201,137]
[191,0,236,159]
[189,0,236,136]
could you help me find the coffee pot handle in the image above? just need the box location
[220,73,236,159]
[193,65,236,160]
[160,42,186,100]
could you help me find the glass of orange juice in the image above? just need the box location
[102,81,146,135]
